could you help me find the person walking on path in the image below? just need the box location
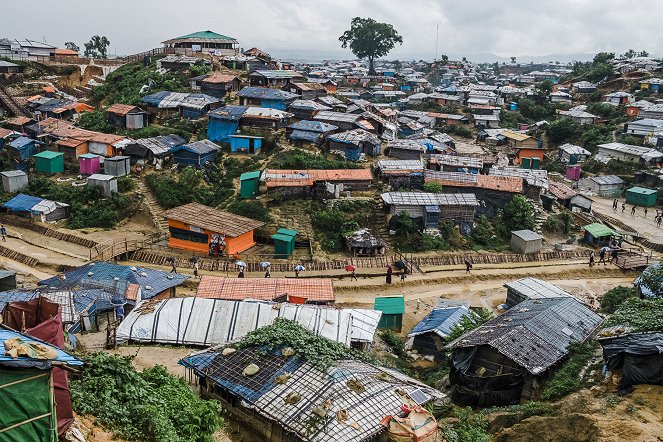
[464,258,473,273]
[631,205,637,215]
[598,247,608,266]
[238,268,245,278]
[657,215,662,228]
[170,261,177,274]
[193,260,199,278]
[644,207,648,218]
[386,266,393,284]
[621,203,626,213]
[589,251,595,267]
[610,247,619,264]
[400,270,407,282]
[613,199,618,211]
[350,269,358,281]
[0,225,6,242]
[264,267,271,278]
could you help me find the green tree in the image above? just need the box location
[600,286,638,313]
[502,195,535,233]
[446,308,494,342]
[64,41,79,53]
[339,17,403,75]
[593,52,615,65]
[546,118,581,144]
[84,35,111,58]
[78,110,114,133]
[423,181,444,193]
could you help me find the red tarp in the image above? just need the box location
[3,296,75,435]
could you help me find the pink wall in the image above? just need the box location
[79,156,101,175]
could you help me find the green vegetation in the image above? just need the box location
[27,176,132,229]
[604,298,663,332]
[566,52,615,83]
[499,110,529,129]
[518,98,557,121]
[83,35,111,59]
[546,118,581,144]
[502,195,535,233]
[146,158,258,209]
[311,200,372,252]
[423,181,444,193]
[483,402,555,428]
[542,211,573,235]
[339,17,403,75]
[70,353,223,442]
[441,407,491,442]
[636,264,663,299]
[267,149,362,170]
[91,61,190,106]
[78,110,115,133]
[446,308,494,342]
[236,318,368,370]
[600,286,638,313]
[392,213,463,252]
[468,216,509,251]
[438,124,473,139]
[582,158,637,175]
[541,341,598,401]
[380,330,406,359]
[226,200,271,222]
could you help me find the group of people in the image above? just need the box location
[588,242,621,267]
[614,199,662,227]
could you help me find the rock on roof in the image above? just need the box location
[162,202,265,238]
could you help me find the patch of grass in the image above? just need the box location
[380,330,406,359]
[442,407,491,442]
[226,200,271,222]
[599,286,637,314]
[541,341,598,401]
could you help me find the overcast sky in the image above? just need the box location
[3,0,661,62]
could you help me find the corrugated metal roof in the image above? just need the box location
[381,192,479,207]
[209,105,249,121]
[583,223,619,238]
[447,298,602,374]
[511,230,544,241]
[314,111,360,124]
[237,87,298,101]
[251,70,303,79]
[590,175,625,186]
[374,295,405,314]
[408,306,472,338]
[504,277,574,301]
[287,120,338,132]
[173,139,220,155]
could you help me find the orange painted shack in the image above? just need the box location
[162,202,265,256]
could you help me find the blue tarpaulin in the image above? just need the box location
[3,193,43,213]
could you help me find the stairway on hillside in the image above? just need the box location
[137,179,169,232]
[530,199,548,234]
[371,196,392,249]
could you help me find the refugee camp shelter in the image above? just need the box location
[503,277,575,308]
[229,134,262,154]
[116,298,380,347]
[32,150,64,174]
[180,340,444,442]
[345,229,386,256]
[408,305,473,361]
[77,153,100,175]
[87,174,118,197]
[447,297,602,406]
[123,134,186,163]
[239,171,261,198]
[103,155,131,177]
[580,175,625,197]
[162,202,265,256]
[196,276,335,304]
[327,128,381,160]
[1,170,28,193]
[207,105,248,143]
[598,299,663,391]
[583,223,621,246]
[510,229,544,254]
[237,87,298,110]
[374,295,405,331]
[625,186,657,207]
[7,136,40,169]
[0,327,83,441]
[286,120,338,146]
[2,193,70,222]
[106,103,148,129]
[39,261,189,303]
[0,270,17,291]
[172,140,220,168]
[381,192,479,225]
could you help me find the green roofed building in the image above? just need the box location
[272,228,297,259]
[584,222,621,246]
[162,31,238,55]
[626,187,658,207]
[239,171,261,199]
[374,295,405,332]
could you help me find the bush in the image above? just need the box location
[78,110,115,133]
[502,195,535,235]
[381,330,406,359]
[542,211,573,235]
[423,181,444,193]
[438,124,473,138]
[311,200,371,252]
[541,341,597,401]
[442,407,490,442]
[600,286,637,313]
[70,353,222,442]
[267,149,362,170]
[118,176,135,193]
[546,118,581,144]
[226,200,271,222]
[446,309,493,342]
[469,216,509,251]
[518,98,556,121]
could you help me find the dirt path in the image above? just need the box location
[0,235,87,268]
[592,195,662,240]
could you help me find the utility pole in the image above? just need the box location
[435,23,440,61]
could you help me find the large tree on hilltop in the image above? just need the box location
[339,17,403,75]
